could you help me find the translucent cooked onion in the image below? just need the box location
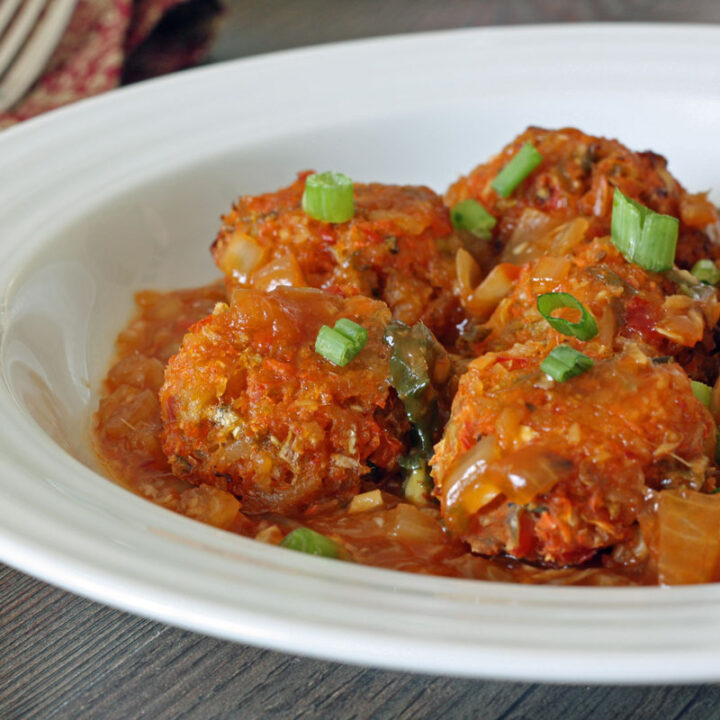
[489,446,572,505]
[679,192,718,230]
[177,484,241,529]
[443,435,500,515]
[653,489,720,585]
[348,489,384,514]
[455,247,481,296]
[655,294,705,346]
[530,256,571,283]
[501,211,588,263]
[501,208,557,263]
[545,217,589,256]
[466,263,521,320]
[386,503,445,544]
[252,252,307,291]
[443,438,571,521]
[218,231,267,283]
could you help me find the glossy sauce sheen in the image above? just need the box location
[93,284,640,585]
[94,127,720,587]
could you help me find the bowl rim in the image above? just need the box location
[3,23,720,683]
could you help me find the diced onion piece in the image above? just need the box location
[466,263,521,320]
[691,381,712,408]
[655,489,720,585]
[680,192,718,229]
[455,248,482,295]
[252,252,306,291]
[255,525,283,544]
[386,503,445,544]
[541,345,593,382]
[348,489,384,514]
[450,199,497,238]
[491,142,543,198]
[503,215,589,264]
[501,208,556,262]
[443,435,499,516]
[333,318,368,353]
[666,267,720,327]
[302,171,354,223]
[655,294,704,346]
[545,217,590,256]
[536,292,598,341]
[442,437,571,525]
[177,485,241,529]
[280,527,343,558]
[484,446,571,506]
[531,256,571,283]
[610,188,678,271]
[219,231,267,283]
[691,259,720,286]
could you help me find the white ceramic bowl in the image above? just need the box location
[3,24,720,684]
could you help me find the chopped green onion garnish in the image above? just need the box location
[610,188,678,272]
[691,380,712,408]
[450,199,497,239]
[315,326,356,366]
[540,345,593,382]
[715,430,720,466]
[491,142,543,198]
[333,318,368,352]
[302,171,354,223]
[536,292,598,341]
[280,528,342,558]
[315,319,367,366]
[691,259,720,286]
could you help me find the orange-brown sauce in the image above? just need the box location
[93,283,643,585]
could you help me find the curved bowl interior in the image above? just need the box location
[2,25,720,683]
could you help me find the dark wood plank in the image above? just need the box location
[1,564,533,720]
[4,563,720,720]
[209,0,720,63]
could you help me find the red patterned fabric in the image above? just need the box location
[0,0,222,129]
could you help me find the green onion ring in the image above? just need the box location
[537,292,598,341]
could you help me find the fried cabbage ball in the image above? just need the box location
[211,172,465,346]
[431,343,716,566]
[446,126,720,269]
[476,236,720,383]
[160,287,409,515]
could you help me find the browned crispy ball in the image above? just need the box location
[476,236,720,384]
[446,126,720,269]
[212,171,465,347]
[160,287,409,515]
[431,344,715,567]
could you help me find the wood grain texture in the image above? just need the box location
[5,562,720,720]
[5,2,720,718]
[209,0,720,62]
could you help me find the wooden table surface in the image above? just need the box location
[5,2,720,718]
